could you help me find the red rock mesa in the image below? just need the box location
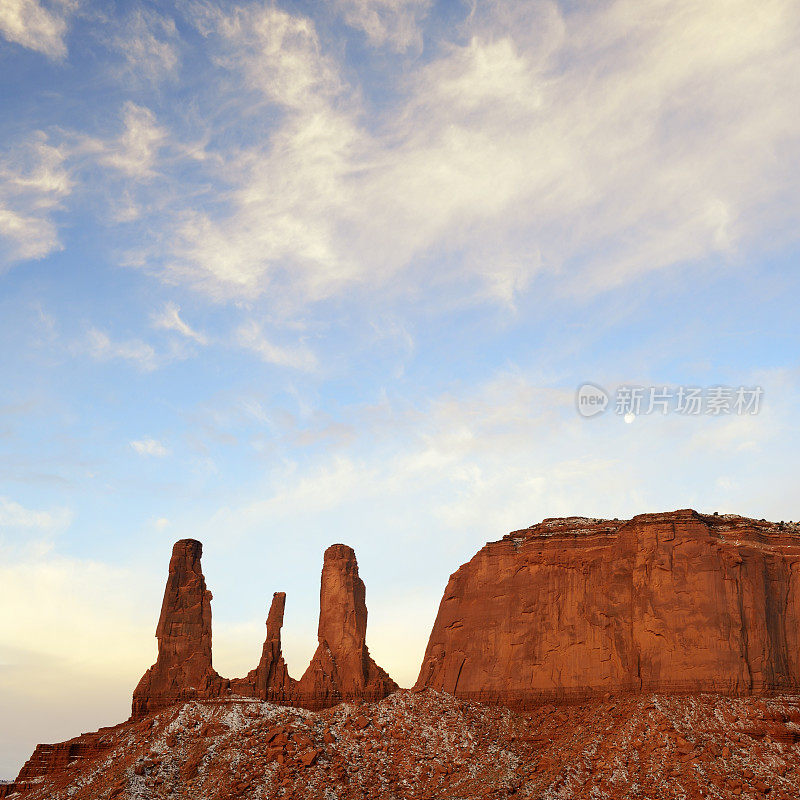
[415,510,800,704]
[132,540,396,718]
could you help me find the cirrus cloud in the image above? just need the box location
[130,438,170,457]
[0,0,72,60]
[121,0,800,311]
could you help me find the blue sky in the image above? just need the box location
[1,0,799,776]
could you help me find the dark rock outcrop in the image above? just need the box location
[415,510,800,705]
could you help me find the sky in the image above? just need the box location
[1,0,799,777]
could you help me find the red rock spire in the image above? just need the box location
[296,544,398,708]
[231,591,296,700]
[132,539,397,716]
[131,539,227,717]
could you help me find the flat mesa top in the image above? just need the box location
[502,509,800,542]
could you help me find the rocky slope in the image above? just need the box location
[133,541,397,717]
[3,690,800,799]
[416,510,800,704]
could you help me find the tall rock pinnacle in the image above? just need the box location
[131,539,398,716]
[231,592,296,701]
[131,539,227,717]
[296,544,398,708]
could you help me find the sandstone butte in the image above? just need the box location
[415,509,800,704]
[4,509,800,800]
[132,540,398,717]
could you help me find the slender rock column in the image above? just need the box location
[296,544,398,708]
[131,539,227,717]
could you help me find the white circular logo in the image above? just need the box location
[576,383,609,418]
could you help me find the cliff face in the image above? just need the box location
[132,541,396,718]
[415,510,800,704]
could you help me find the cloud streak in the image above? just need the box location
[111,8,180,86]
[0,496,71,535]
[97,102,166,179]
[0,134,72,268]
[117,0,800,311]
[130,438,170,457]
[235,320,318,372]
[0,0,70,60]
[336,0,431,52]
[81,328,159,371]
[152,302,207,344]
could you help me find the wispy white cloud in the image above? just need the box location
[130,0,800,311]
[155,2,356,301]
[235,320,317,371]
[0,0,71,60]
[98,102,166,179]
[0,496,72,562]
[130,438,170,457]
[0,133,72,268]
[0,496,71,535]
[336,0,431,52]
[81,327,158,371]
[111,8,179,86]
[210,3,342,109]
[0,101,167,264]
[0,205,60,265]
[152,301,207,344]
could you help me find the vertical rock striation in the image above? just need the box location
[131,540,227,718]
[415,510,800,705]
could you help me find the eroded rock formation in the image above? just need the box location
[230,592,296,702]
[415,510,800,704]
[294,544,398,708]
[9,509,800,800]
[132,540,396,716]
[132,540,228,717]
